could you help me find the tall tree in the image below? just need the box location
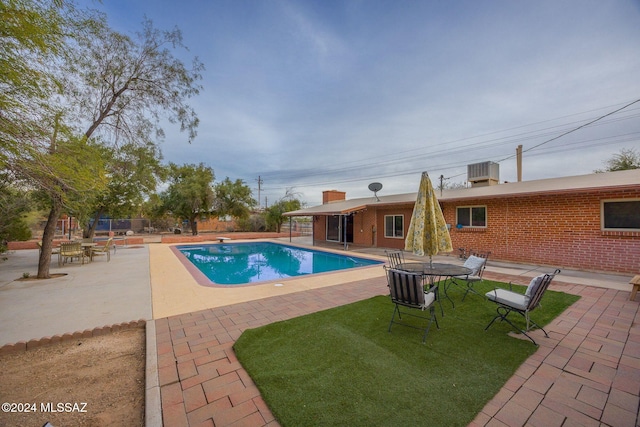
[160,163,215,235]
[83,142,166,238]
[265,190,303,233]
[597,148,640,172]
[213,178,256,222]
[8,8,203,278]
[1,0,68,203]
[63,17,203,144]
[0,173,32,249]
[0,0,65,151]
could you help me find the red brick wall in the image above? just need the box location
[322,190,346,204]
[161,232,298,244]
[352,210,376,246]
[7,241,48,250]
[374,206,415,250]
[313,216,327,242]
[7,237,144,250]
[194,217,236,232]
[311,206,414,248]
[309,188,639,273]
[442,188,640,274]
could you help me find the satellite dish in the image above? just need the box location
[368,182,383,201]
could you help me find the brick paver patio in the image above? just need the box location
[155,271,640,426]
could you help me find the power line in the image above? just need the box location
[260,131,638,192]
[255,99,640,193]
[258,106,640,183]
[259,100,640,181]
[495,98,640,163]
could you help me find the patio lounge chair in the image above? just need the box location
[449,252,490,301]
[59,241,86,266]
[385,250,406,268]
[385,266,439,343]
[484,269,561,345]
[90,237,112,262]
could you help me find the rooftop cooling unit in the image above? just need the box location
[467,161,499,186]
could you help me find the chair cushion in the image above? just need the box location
[485,288,527,311]
[524,275,545,300]
[463,255,486,275]
[422,291,435,309]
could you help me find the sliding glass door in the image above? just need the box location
[326,215,353,243]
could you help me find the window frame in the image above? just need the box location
[384,214,404,239]
[456,205,487,228]
[601,198,640,231]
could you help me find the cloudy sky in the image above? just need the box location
[83,0,640,206]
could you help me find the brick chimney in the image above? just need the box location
[322,190,346,204]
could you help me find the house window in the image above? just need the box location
[602,199,640,231]
[456,206,487,227]
[384,215,404,238]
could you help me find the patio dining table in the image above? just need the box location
[397,262,472,314]
[80,242,97,261]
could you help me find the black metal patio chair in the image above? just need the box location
[449,251,491,301]
[484,269,561,345]
[385,266,439,343]
[384,250,406,269]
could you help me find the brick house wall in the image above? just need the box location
[373,205,415,249]
[312,205,414,248]
[352,209,377,246]
[305,174,639,274]
[442,188,640,274]
[313,216,327,242]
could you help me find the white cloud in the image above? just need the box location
[84,0,640,207]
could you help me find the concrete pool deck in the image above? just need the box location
[0,238,388,346]
[0,244,152,346]
[150,240,387,319]
[1,238,638,426]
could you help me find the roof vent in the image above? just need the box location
[467,161,499,187]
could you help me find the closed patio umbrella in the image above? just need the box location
[404,171,453,265]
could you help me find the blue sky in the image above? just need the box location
[83,0,640,206]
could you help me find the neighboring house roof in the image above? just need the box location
[284,169,640,217]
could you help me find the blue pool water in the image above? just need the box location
[177,242,383,285]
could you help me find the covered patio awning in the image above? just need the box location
[281,193,418,249]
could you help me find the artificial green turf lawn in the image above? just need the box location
[233,279,580,427]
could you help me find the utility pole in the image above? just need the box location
[516,145,523,182]
[439,174,447,196]
[256,176,263,209]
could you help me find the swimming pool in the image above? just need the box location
[176,242,383,285]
